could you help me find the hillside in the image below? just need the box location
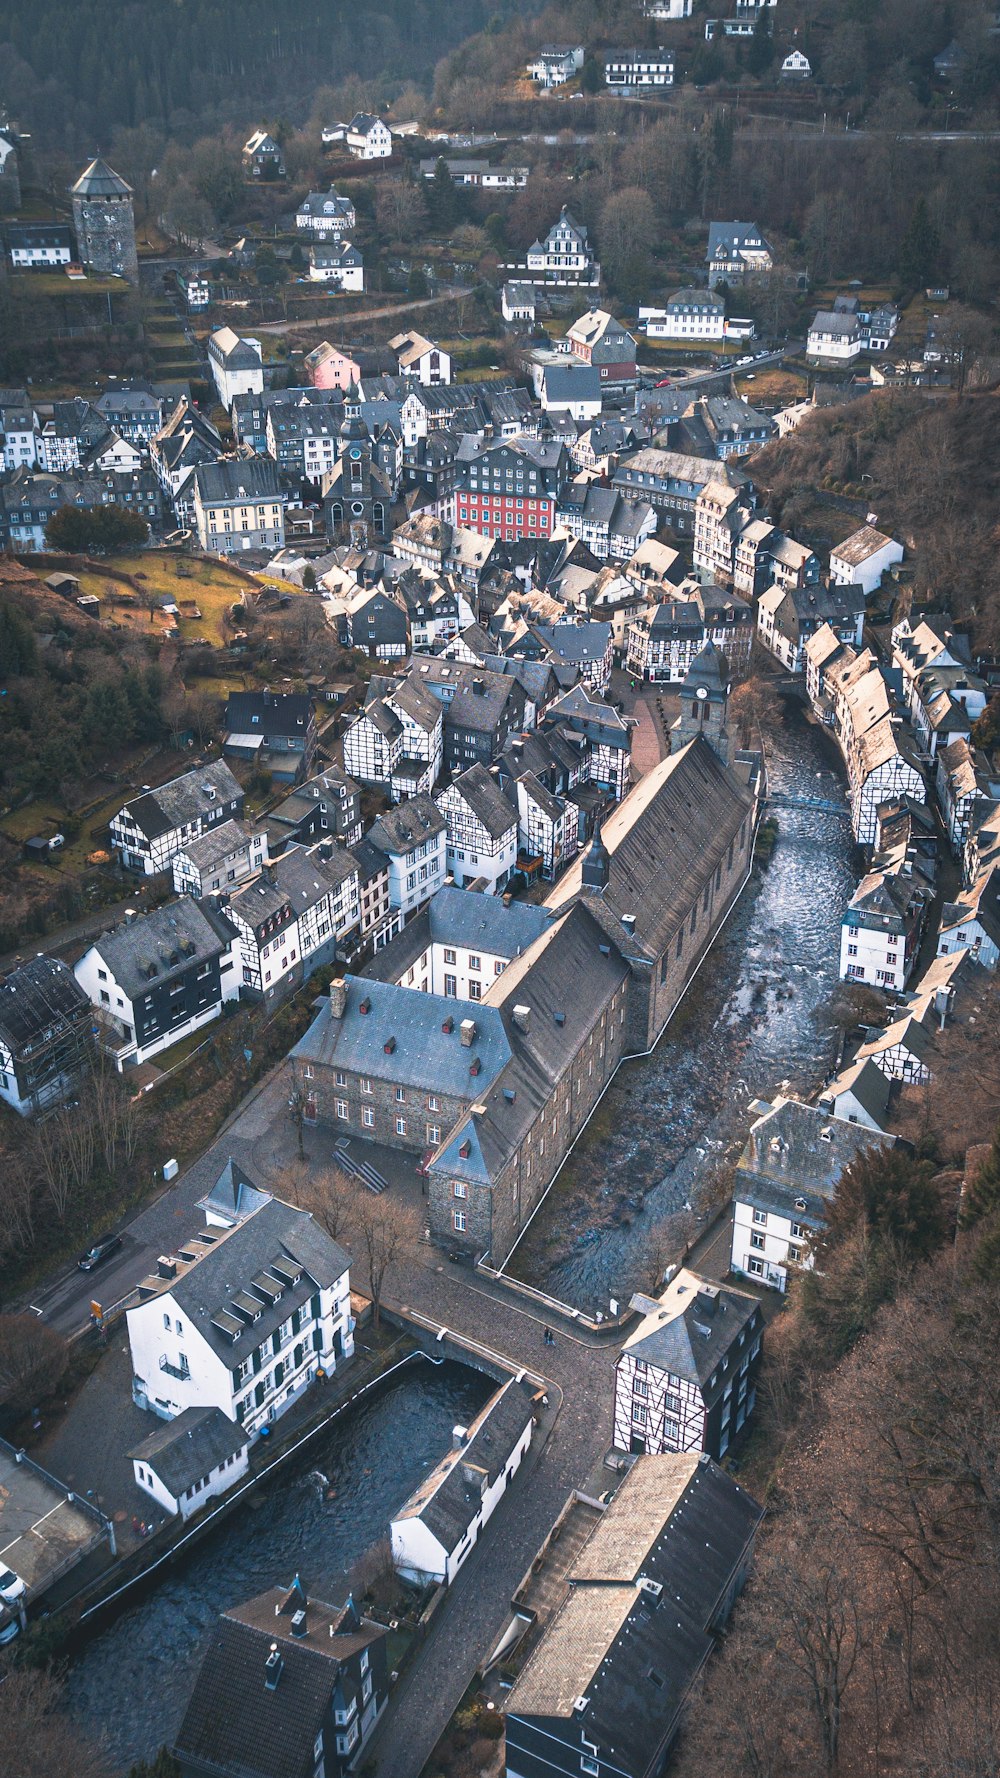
[750,390,1000,645]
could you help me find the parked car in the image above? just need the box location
[0,1609,20,1646]
[77,1233,123,1272]
[0,1567,26,1604]
[48,834,65,850]
[655,377,672,387]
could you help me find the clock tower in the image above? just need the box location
[671,642,731,764]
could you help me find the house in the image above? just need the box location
[224,688,317,782]
[265,768,363,855]
[451,437,566,542]
[503,1454,764,1778]
[639,288,726,342]
[366,795,448,915]
[522,207,599,288]
[295,188,356,236]
[541,682,633,800]
[565,308,637,386]
[436,762,520,893]
[172,820,267,900]
[517,620,614,695]
[173,1580,387,1778]
[391,1378,534,1586]
[194,458,285,556]
[781,48,812,77]
[841,864,930,991]
[830,525,904,598]
[150,399,224,522]
[109,761,245,876]
[128,1183,352,1431]
[227,847,360,1001]
[604,46,674,90]
[613,448,741,536]
[626,588,753,682]
[936,737,998,852]
[328,113,393,160]
[526,44,584,86]
[177,267,211,310]
[807,310,863,361]
[308,241,363,289]
[242,130,285,178]
[0,387,37,468]
[362,884,552,1000]
[816,1056,893,1131]
[420,157,528,187]
[130,1407,250,1522]
[701,394,775,460]
[94,385,166,444]
[303,342,363,391]
[555,484,657,563]
[344,671,443,800]
[207,327,264,408]
[706,221,772,288]
[732,1095,892,1290]
[540,362,603,421]
[937,862,1000,971]
[0,956,95,1117]
[755,581,865,674]
[74,898,241,1069]
[502,282,537,326]
[615,1269,763,1460]
[6,223,75,269]
[389,331,451,386]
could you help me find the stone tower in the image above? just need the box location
[581,818,611,894]
[323,388,390,546]
[672,642,731,765]
[70,157,138,282]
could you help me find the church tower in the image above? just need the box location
[323,387,390,546]
[671,642,731,765]
[70,157,138,282]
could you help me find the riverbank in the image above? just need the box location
[509,710,858,1312]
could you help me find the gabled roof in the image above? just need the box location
[128,1406,249,1497]
[0,955,90,1052]
[85,899,234,1003]
[115,760,243,843]
[442,762,519,840]
[367,793,446,854]
[393,1378,534,1553]
[736,1094,891,1222]
[291,974,511,1098]
[623,1266,759,1384]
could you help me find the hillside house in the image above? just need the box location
[110,761,245,876]
[614,1269,763,1459]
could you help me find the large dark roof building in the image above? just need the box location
[504,1453,764,1778]
[0,954,95,1117]
[173,1578,389,1778]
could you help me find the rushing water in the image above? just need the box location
[63,1359,493,1772]
[509,711,859,1312]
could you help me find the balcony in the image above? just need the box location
[159,1354,191,1381]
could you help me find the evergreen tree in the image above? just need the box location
[899,196,942,289]
[427,157,458,230]
[747,11,775,76]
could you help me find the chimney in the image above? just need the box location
[460,1017,477,1047]
[330,978,347,1019]
[290,1609,308,1638]
[124,907,137,924]
[452,1424,468,1448]
[318,841,333,861]
[157,1256,177,1280]
[512,1004,531,1033]
[695,1284,719,1318]
[621,913,636,934]
[264,1645,283,1689]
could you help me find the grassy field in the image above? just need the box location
[73,553,290,646]
[734,365,809,402]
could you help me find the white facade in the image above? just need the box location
[436,785,518,896]
[830,529,904,598]
[807,315,862,360]
[841,911,910,991]
[640,293,726,341]
[127,1219,353,1439]
[376,830,448,915]
[74,928,241,1069]
[308,244,363,289]
[514,778,579,880]
[605,49,674,89]
[172,824,267,898]
[207,328,264,408]
[526,45,584,86]
[731,1194,813,1292]
[10,237,73,269]
[391,1382,532,1587]
[109,765,245,874]
[132,1436,250,1522]
[346,117,393,159]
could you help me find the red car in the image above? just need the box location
[655,377,672,387]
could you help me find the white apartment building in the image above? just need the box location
[807,311,863,361]
[367,796,448,915]
[525,44,584,86]
[172,819,267,899]
[829,525,904,597]
[840,865,928,992]
[127,1190,354,1437]
[227,848,361,1001]
[639,289,726,341]
[206,327,264,408]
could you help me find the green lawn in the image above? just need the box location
[74,553,284,647]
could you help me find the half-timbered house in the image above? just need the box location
[613,1269,763,1460]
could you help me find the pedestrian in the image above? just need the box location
[542,1326,551,1346]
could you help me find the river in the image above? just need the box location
[508,710,859,1312]
[63,1359,493,1773]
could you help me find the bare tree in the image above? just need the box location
[0,1666,113,1778]
[273,1162,352,1247]
[356,1193,418,1328]
[0,1314,70,1411]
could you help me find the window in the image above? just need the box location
[444,973,457,997]
[752,1209,767,1225]
[790,1221,805,1238]
[395,1086,405,1103]
[427,1095,439,1111]
[469,953,480,971]
[336,1099,348,1120]
[632,1377,648,1398]
[582,1762,600,1778]
[427,1123,441,1144]
[362,1107,374,1128]
[631,1402,647,1425]
[468,980,482,1001]
[444,948,457,965]
[750,1232,765,1250]
[788,1246,801,1263]
[360,1077,373,1094]
[453,1180,467,1199]
[395,1116,406,1136]
[453,1209,466,1232]
[748,1257,764,1277]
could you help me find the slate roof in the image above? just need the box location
[6,224,74,251]
[207,326,263,370]
[140,1196,349,1367]
[174,1587,381,1778]
[225,689,312,740]
[622,1268,760,1385]
[393,1377,534,1554]
[366,886,552,984]
[129,1406,249,1497]
[197,1157,272,1226]
[818,1056,892,1126]
[291,975,512,1098]
[178,818,257,873]
[707,220,770,259]
[0,955,90,1052]
[195,458,282,504]
[444,763,519,840]
[735,1095,891,1224]
[87,899,234,1002]
[530,621,611,666]
[71,156,132,197]
[543,363,603,404]
[367,793,446,856]
[116,760,242,843]
[545,734,753,963]
[407,657,522,735]
[505,1453,764,1774]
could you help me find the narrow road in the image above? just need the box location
[253,284,472,338]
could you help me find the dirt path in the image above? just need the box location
[253,283,471,339]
